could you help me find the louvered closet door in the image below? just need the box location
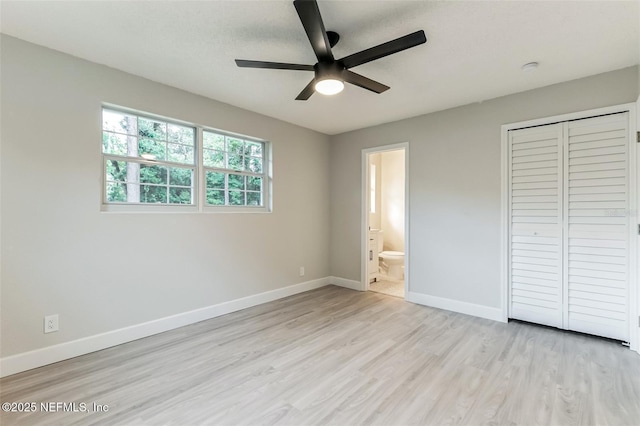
[509,124,563,328]
[566,113,629,341]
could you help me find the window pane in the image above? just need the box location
[246,156,263,173]
[103,132,129,155]
[206,189,225,205]
[167,143,194,164]
[141,185,167,203]
[206,171,225,189]
[227,137,243,154]
[229,190,244,205]
[170,168,192,186]
[106,182,127,202]
[138,117,166,140]
[103,110,137,135]
[245,142,262,157]
[246,191,261,206]
[228,174,245,190]
[206,171,223,189]
[140,164,167,184]
[203,132,225,150]
[246,176,262,191]
[138,139,166,161]
[169,187,192,204]
[167,124,194,146]
[106,160,128,182]
[203,149,225,168]
[228,154,243,171]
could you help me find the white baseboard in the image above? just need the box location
[329,276,363,291]
[0,277,330,378]
[406,291,505,323]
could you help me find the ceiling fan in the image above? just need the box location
[235,0,427,100]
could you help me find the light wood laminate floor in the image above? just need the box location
[1,285,639,425]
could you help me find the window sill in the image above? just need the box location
[202,206,270,214]
[100,203,271,214]
[101,203,199,213]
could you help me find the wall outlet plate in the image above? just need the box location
[44,314,59,333]
[299,266,305,277]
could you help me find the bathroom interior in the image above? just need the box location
[367,148,406,298]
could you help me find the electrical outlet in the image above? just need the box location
[44,314,59,333]
[299,266,305,277]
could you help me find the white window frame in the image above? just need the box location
[200,128,271,213]
[100,105,271,213]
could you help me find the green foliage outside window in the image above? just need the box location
[203,130,264,207]
[103,110,195,204]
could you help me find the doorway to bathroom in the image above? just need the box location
[362,143,408,299]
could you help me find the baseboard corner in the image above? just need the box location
[329,276,363,291]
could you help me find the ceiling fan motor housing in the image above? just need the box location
[314,61,344,82]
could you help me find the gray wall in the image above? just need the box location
[330,66,639,310]
[0,36,331,357]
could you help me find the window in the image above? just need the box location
[101,107,269,212]
[203,131,264,207]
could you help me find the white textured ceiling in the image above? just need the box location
[1,0,638,135]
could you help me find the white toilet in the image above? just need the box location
[377,233,405,280]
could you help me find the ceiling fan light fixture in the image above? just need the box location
[315,78,344,95]
[235,0,427,100]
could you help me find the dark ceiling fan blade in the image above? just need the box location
[293,0,334,63]
[340,30,427,69]
[295,79,316,100]
[235,60,314,71]
[342,70,390,94]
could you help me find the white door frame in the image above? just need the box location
[636,94,640,354]
[501,102,638,353]
[361,142,410,297]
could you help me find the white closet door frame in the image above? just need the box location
[501,103,638,353]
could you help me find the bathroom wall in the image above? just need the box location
[368,153,382,230]
[380,150,405,252]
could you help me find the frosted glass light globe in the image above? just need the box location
[315,78,344,95]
